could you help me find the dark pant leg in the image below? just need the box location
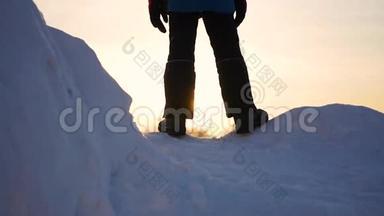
[202,12,242,61]
[203,12,257,118]
[168,13,199,61]
[163,13,199,119]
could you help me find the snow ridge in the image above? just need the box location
[1,1,384,216]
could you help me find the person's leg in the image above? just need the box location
[159,12,199,136]
[168,13,199,62]
[202,12,268,133]
[202,12,242,62]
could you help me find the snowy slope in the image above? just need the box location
[144,105,384,215]
[0,1,123,215]
[1,1,384,216]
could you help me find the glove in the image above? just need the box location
[234,0,247,27]
[149,0,168,33]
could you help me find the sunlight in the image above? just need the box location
[34,0,384,137]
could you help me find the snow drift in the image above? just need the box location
[1,0,384,216]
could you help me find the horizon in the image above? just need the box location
[34,0,384,136]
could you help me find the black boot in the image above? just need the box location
[158,115,187,137]
[158,61,196,136]
[216,58,269,134]
[234,108,269,134]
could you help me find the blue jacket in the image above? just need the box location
[168,0,235,14]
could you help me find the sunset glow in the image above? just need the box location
[34,0,384,136]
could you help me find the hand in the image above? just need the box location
[149,0,168,33]
[234,0,247,27]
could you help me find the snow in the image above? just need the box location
[1,0,384,215]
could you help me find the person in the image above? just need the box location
[149,0,268,137]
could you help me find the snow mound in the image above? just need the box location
[1,1,384,216]
[144,104,384,215]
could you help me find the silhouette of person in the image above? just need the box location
[149,0,268,136]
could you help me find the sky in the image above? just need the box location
[34,0,384,136]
